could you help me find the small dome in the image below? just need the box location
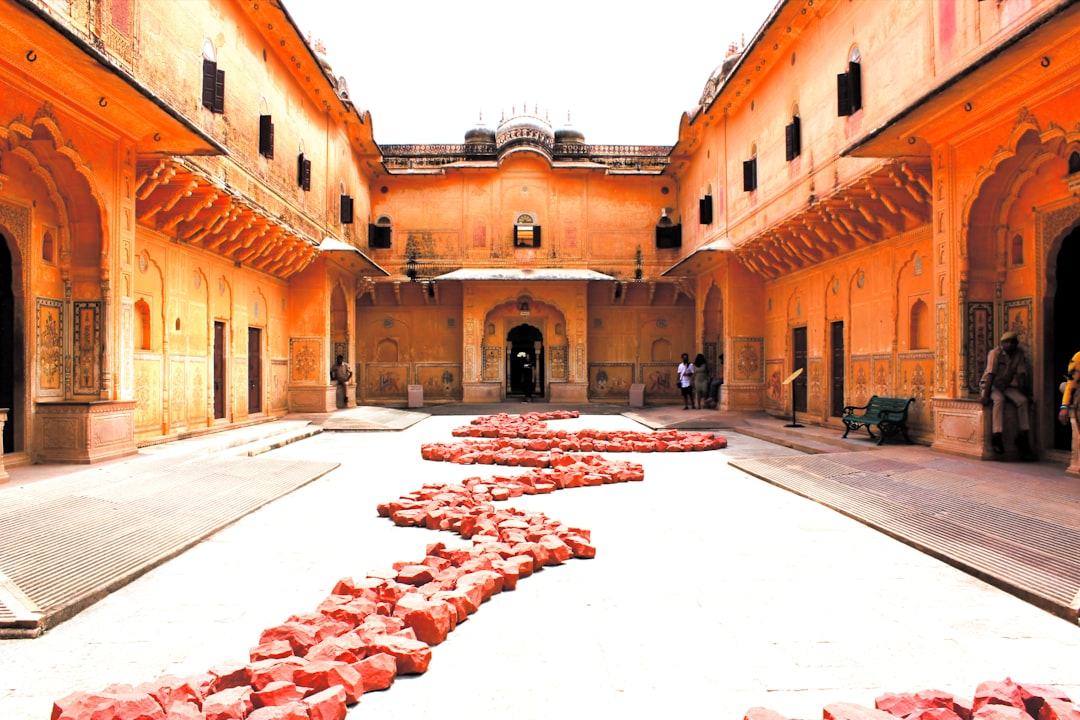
[465,119,495,145]
[555,114,584,144]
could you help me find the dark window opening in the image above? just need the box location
[202,58,225,113]
[785,116,801,161]
[656,223,682,249]
[259,115,274,159]
[297,153,311,191]
[340,195,354,225]
[837,60,862,116]
[699,195,713,225]
[514,224,541,248]
[743,158,758,192]
[369,223,392,249]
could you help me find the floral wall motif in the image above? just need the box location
[900,352,934,430]
[807,358,824,415]
[850,355,871,406]
[765,359,784,408]
[1004,298,1033,355]
[873,356,892,397]
[37,298,64,396]
[966,302,992,394]
[289,338,322,383]
[732,337,764,383]
[549,346,568,381]
[482,346,502,380]
[73,302,100,396]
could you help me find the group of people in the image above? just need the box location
[978,331,1079,462]
[677,352,724,410]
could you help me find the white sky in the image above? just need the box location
[283,0,778,147]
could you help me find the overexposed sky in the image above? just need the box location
[284,0,777,147]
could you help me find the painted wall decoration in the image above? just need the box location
[807,358,824,415]
[1004,298,1033,353]
[289,338,322,383]
[765,359,784,408]
[873,355,892,397]
[417,364,462,400]
[133,356,161,433]
[367,363,408,398]
[966,302,993,394]
[73,301,100,396]
[37,298,64,395]
[482,346,502,380]
[850,355,871,406]
[588,363,632,398]
[549,345,568,381]
[899,352,934,429]
[271,359,289,412]
[732,337,764,383]
[640,362,677,397]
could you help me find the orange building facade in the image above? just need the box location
[0,0,1078,477]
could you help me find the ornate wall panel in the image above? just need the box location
[966,301,993,394]
[271,359,289,411]
[289,338,322,383]
[187,358,207,426]
[850,355,872,406]
[133,354,162,434]
[1004,298,1033,353]
[416,363,462,400]
[731,337,764,383]
[899,351,934,430]
[482,346,502,380]
[807,358,824,415]
[36,298,64,397]
[639,362,677,398]
[365,363,408,400]
[549,345,568,381]
[73,301,100,396]
[170,359,187,430]
[765,359,784,408]
[588,363,633,399]
[873,355,892,397]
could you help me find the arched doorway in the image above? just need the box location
[507,324,543,399]
[0,234,16,453]
[1051,225,1080,451]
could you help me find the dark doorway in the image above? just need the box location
[248,327,262,414]
[793,326,808,414]
[506,324,544,399]
[1052,226,1080,451]
[830,321,845,417]
[214,321,226,420]
[0,236,14,453]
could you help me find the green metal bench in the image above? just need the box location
[841,395,916,445]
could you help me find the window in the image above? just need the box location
[259,114,274,159]
[297,152,311,191]
[369,216,392,249]
[201,42,225,113]
[1068,151,1080,175]
[699,194,713,225]
[135,298,152,350]
[743,157,758,192]
[837,48,862,116]
[514,213,541,248]
[340,194,354,225]
[910,299,929,349]
[42,230,54,263]
[656,211,681,249]
[1011,233,1024,266]
[785,115,801,161]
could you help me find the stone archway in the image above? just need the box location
[507,323,543,398]
[0,230,21,455]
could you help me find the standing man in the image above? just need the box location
[980,331,1034,460]
[1059,350,1080,427]
[677,352,695,410]
[330,354,352,409]
[521,355,534,403]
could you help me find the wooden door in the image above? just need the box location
[214,321,226,419]
[247,327,261,414]
[793,326,808,413]
[831,321,845,417]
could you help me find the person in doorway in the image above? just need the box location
[980,330,1034,460]
[1059,349,1080,428]
[521,356,534,403]
[330,354,352,409]
[693,353,709,409]
[677,352,695,410]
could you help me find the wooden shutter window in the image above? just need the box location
[785,116,801,161]
[656,224,682,249]
[297,154,312,191]
[699,195,713,225]
[369,224,392,249]
[259,115,274,159]
[201,59,217,111]
[837,61,861,116]
[340,195,354,224]
[743,158,757,192]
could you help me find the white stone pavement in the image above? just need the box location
[1,413,1078,720]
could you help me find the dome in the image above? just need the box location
[465,116,495,144]
[554,114,584,144]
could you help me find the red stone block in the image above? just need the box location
[354,652,397,692]
[562,534,597,558]
[164,701,205,720]
[396,564,436,586]
[206,662,251,694]
[972,707,1035,720]
[744,707,791,720]
[358,614,406,635]
[250,640,296,662]
[538,534,573,564]
[1038,698,1080,720]
[1018,684,1074,719]
[293,660,364,705]
[975,680,1027,712]
[825,701,903,720]
[305,631,370,664]
[302,686,348,720]
[140,675,204,712]
[492,560,519,590]
[52,690,166,720]
[251,681,309,709]
[393,593,456,645]
[908,708,966,720]
[202,686,254,720]
[248,658,306,690]
[877,690,961,718]
[246,704,308,720]
[456,569,504,601]
[258,622,318,656]
[367,634,433,675]
[430,588,480,621]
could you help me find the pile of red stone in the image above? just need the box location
[450,412,728,452]
[747,678,1077,720]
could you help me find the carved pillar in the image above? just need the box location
[100,276,113,399]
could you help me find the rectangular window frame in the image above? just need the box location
[202,58,225,114]
[785,116,801,161]
[742,158,758,192]
[259,115,274,159]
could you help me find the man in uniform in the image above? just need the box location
[980,330,1034,460]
